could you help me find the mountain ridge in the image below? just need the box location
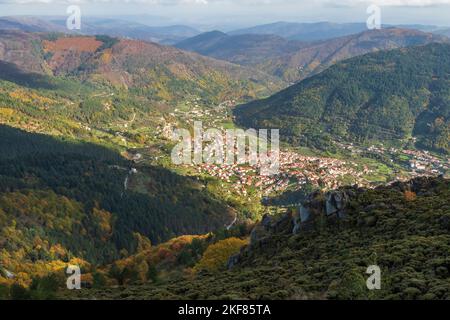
[0,16,201,44]
[235,42,450,154]
[229,21,369,41]
[176,31,307,66]
[177,28,448,83]
[0,30,283,105]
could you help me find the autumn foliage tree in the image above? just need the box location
[194,238,248,273]
[404,190,417,202]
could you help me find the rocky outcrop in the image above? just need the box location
[232,189,353,268]
[325,190,350,218]
[293,204,313,234]
[291,189,352,234]
[227,253,241,270]
[228,176,448,270]
[249,214,272,245]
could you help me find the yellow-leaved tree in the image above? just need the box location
[194,238,248,273]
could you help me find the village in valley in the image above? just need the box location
[123,102,449,202]
[193,152,370,197]
[336,141,449,178]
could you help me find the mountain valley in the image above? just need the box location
[0,15,448,301]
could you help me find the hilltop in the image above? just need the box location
[229,21,368,41]
[235,43,450,154]
[0,31,283,106]
[0,16,200,44]
[177,28,448,83]
[176,31,306,66]
[259,28,449,82]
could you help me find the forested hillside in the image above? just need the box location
[0,125,233,286]
[235,43,450,153]
[0,31,282,106]
[259,28,449,82]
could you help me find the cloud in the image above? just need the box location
[0,0,211,3]
[325,0,450,6]
[1,0,450,6]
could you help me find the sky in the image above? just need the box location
[0,0,449,29]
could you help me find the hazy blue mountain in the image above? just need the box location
[176,31,306,65]
[0,16,65,33]
[230,21,368,41]
[435,28,450,37]
[0,16,201,44]
[48,17,201,44]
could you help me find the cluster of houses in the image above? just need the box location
[193,151,370,197]
[404,149,449,176]
[159,100,235,135]
[152,104,448,200]
[336,141,449,178]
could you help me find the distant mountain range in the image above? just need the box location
[235,43,450,154]
[178,28,449,83]
[229,21,450,41]
[260,28,449,82]
[230,21,369,41]
[176,31,307,65]
[49,17,201,45]
[0,16,66,33]
[0,16,201,44]
[3,15,449,45]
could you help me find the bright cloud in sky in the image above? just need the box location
[1,0,450,4]
[333,0,450,6]
[0,0,449,27]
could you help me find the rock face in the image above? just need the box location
[291,189,351,234]
[325,191,349,218]
[227,253,241,270]
[249,213,294,245]
[249,214,273,245]
[229,188,354,268]
[247,189,353,250]
[293,204,311,234]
